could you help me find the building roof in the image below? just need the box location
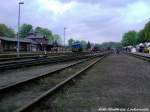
[0,36,40,45]
[26,32,47,39]
[0,32,49,45]
[0,36,30,43]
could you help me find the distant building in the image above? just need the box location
[26,32,48,52]
[0,32,49,52]
[0,36,30,52]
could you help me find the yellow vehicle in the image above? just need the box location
[148,47,150,54]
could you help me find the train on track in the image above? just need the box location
[72,43,83,52]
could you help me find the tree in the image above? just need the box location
[35,27,53,41]
[53,34,61,44]
[121,31,137,46]
[136,29,145,44]
[0,24,15,38]
[142,21,150,42]
[6,28,15,38]
[68,38,75,48]
[100,42,122,49]
[80,40,87,50]
[19,24,33,38]
[87,41,91,49]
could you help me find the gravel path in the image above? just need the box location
[33,54,150,112]
[0,61,79,89]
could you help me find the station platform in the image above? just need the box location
[132,52,150,58]
[47,54,150,112]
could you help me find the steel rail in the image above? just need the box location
[15,54,107,112]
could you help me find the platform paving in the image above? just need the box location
[133,52,150,58]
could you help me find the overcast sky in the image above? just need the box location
[0,0,150,43]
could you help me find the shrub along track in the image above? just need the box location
[0,54,108,112]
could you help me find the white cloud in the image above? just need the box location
[121,1,150,24]
[0,0,150,43]
[37,0,76,15]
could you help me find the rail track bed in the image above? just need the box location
[0,52,102,71]
[0,55,106,112]
[26,54,150,112]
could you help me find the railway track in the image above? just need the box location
[0,55,46,62]
[0,52,89,60]
[0,53,108,112]
[0,52,102,71]
[0,52,80,62]
[127,53,150,62]
[0,52,76,62]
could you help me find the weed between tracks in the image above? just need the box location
[0,59,97,112]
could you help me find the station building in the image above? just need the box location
[0,32,50,53]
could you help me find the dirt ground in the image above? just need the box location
[32,54,150,112]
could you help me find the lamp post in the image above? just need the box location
[64,27,66,52]
[17,2,24,57]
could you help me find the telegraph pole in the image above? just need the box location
[64,27,66,47]
[64,27,66,52]
[17,2,24,57]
